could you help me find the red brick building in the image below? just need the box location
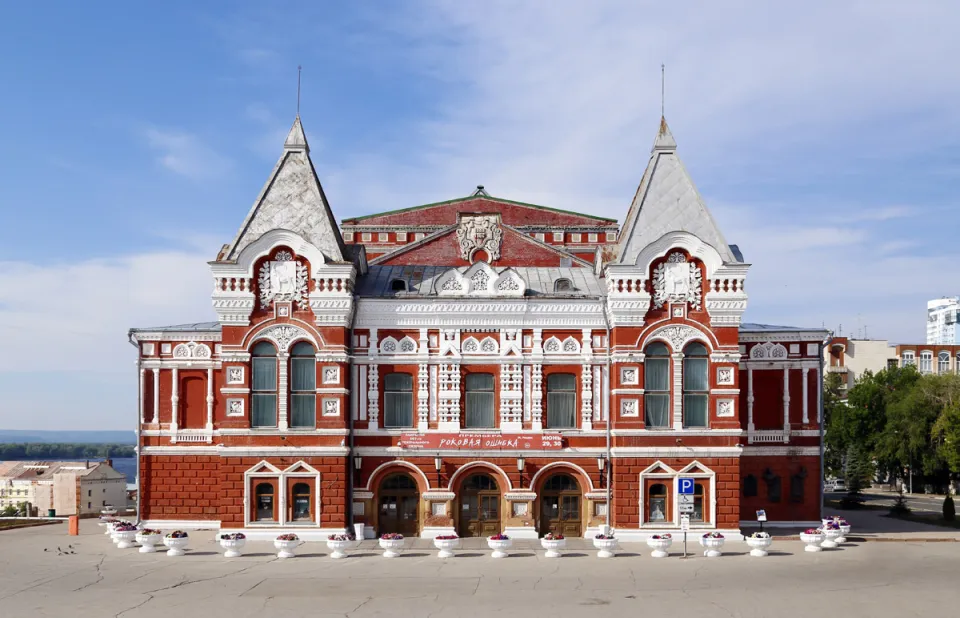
[129,116,828,540]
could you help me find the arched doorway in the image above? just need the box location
[540,474,582,537]
[378,474,420,536]
[457,474,501,537]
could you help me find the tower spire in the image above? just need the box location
[297,65,302,117]
[661,63,665,119]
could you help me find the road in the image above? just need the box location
[826,489,950,514]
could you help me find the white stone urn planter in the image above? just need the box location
[113,529,138,549]
[800,530,823,552]
[745,533,772,557]
[487,536,513,558]
[820,525,842,549]
[646,535,673,558]
[163,533,190,557]
[101,506,117,517]
[434,536,461,558]
[326,535,356,559]
[219,534,247,558]
[104,520,120,538]
[698,533,725,558]
[541,536,567,558]
[379,535,405,558]
[135,530,163,553]
[274,536,302,559]
[593,535,620,558]
[837,523,851,544]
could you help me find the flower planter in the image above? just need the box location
[326,539,355,559]
[163,536,189,557]
[274,539,301,559]
[820,526,842,549]
[487,537,513,558]
[379,537,405,558]
[433,537,461,558]
[220,538,247,558]
[836,524,851,544]
[799,532,823,552]
[101,507,117,517]
[135,532,162,554]
[104,521,120,539]
[746,534,772,557]
[699,535,725,558]
[593,537,620,558]
[646,536,672,558]
[114,530,138,549]
[541,538,567,558]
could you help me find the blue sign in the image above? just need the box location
[678,478,695,495]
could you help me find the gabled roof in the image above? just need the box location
[342,186,618,226]
[616,118,738,265]
[356,265,606,298]
[221,117,348,263]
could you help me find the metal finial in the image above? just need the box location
[661,63,665,118]
[297,65,302,116]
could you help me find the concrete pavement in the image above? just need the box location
[2,520,960,617]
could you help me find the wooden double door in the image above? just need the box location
[457,474,501,537]
[378,474,420,536]
[539,474,582,537]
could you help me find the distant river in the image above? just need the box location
[109,457,137,485]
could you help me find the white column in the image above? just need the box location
[531,363,543,431]
[138,367,145,425]
[358,365,368,422]
[816,366,822,423]
[206,367,214,430]
[170,367,179,433]
[152,368,160,424]
[367,364,380,427]
[802,367,810,425]
[417,363,429,430]
[581,363,593,431]
[672,353,684,430]
[746,367,754,432]
[277,353,289,430]
[782,367,790,432]
[593,365,602,422]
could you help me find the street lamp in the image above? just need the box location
[517,457,525,488]
[353,454,362,470]
[434,455,443,487]
[597,454,606,488]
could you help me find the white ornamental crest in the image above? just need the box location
[258,252,309,309]
[456,215,503,262]
[652,252,702,310]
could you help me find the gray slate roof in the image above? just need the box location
[129,322,221,333]
[356,266,606,298]
[740,322,823,333]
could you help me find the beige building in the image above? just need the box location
[0,461,127,516]
[824,337,897,396]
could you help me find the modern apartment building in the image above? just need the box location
[927,297,960,345]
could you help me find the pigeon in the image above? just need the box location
[68,545,74,549]
[44,548,49,552]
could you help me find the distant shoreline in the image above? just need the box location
[0,430,135,445]
[0,444,136,459]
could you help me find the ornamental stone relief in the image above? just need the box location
[172,341,212,360]
[456,214,503,262]
[652,252,702,311]
[647,324,704,351]
[258,324,309,352]
[258,251,309,310]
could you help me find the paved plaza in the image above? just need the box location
[1,520,959,617]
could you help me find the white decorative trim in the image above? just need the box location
[362,460,432,491]
[716,399,735,418]
[227,366,245,384]
[716,366,734,386]
[620,366,639,385]
[456,214,503,262]
[620,398,639,417]
[322,398,341,417]
[227,398,244,417]
[172,341,212,362]
[644,324,711,351]
[750,342,789,360]
[652,252,702,311]
[252,324,317,353]
[446,461,513,492]
[528,461,596,493]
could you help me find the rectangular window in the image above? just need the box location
[251,357,277,427]
[384,373,414,428]
[546,373,576,428]
[553,232,564,242]
[344,231,353,241]
[571,233,581,243]
[397,232,408,242]
[588,233,598,243]
[465,373,495,428]
[361,232,372,242]
[290,356,316,428]
[683,356,709,427]
[644,357,670,427]
[378,232,389,242]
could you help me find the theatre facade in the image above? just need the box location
[129,116,828,540]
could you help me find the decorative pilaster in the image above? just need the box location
[500,363,522,428]
[782,367,790,432]
[429,365,438,421]
[746,367,754,432]
[206,367,214,430]
[531,363,544,430]
[139,367,145,425]
[672,353,684,429]
[170,367,179,433]
[367,364,380,427]
[438,363,461,428]
[152,368,160,424]
[802,367,810,424]
[417,363,429,430]
[277,353,289,430]
[581,363,593,430]
[593,365,602,422]
[815,366,822,423]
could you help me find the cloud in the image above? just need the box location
[142,128,232,180]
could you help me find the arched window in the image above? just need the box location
[901,351,915,367]
[644,342,670,428]
[546,373,576,428]
[554,278,573,292]
[683,342,709,427]
[291,482,312,521]
[692,484,705,522]
[920,351,933,374]
[648,483,667,522]
[384,373,414,428]
[543,474,579,492]
[390,279,407,292]
[251,341,277,427]
[290,341,315,428]
[939,351,950,374]
[254,482,275,521]
[465,373,495,428]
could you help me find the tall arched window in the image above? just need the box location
[291,482,312,521]
[251,341,277,427]
[465,373,495,428]
[939,351,950,374]
[644,342,670,428]
[290,341,316,428]
[254,482,275,521]
[384,373,414,428]
[546,373,576,428]
[648,483,667,522]
[683,342,709,427]
[692,483,705,521]
[920,351,933,374]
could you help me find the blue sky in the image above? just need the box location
[1,1,958,430]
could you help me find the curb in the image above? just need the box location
[770,535,959,542]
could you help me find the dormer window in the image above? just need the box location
[390,279,407,292]
[554,278,573,293]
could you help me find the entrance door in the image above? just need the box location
[378,474,420,536]
[540,474,582,537]
[458,474,501,537]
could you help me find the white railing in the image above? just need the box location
[749,430,789,444]
[174,433,212,444]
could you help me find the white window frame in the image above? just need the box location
[902,351,915,367]
[361,232,372,242]
[920,351,933,374]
